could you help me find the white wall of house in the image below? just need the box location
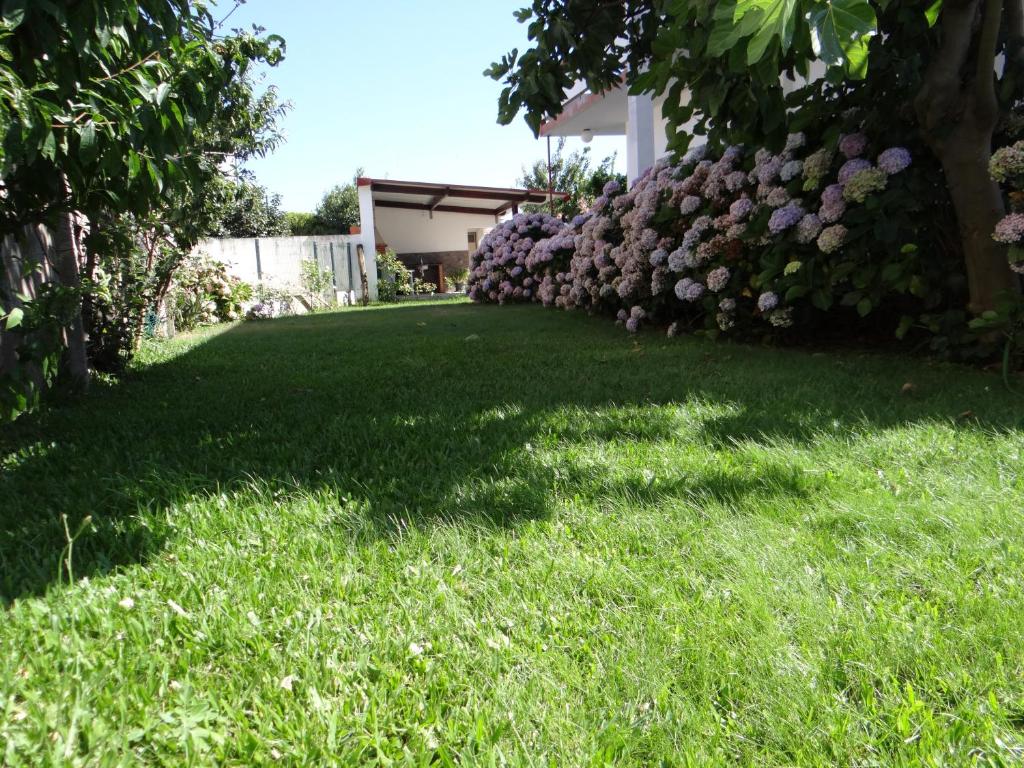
[369,206,496,256]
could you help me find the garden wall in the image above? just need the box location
[198,235,380,301]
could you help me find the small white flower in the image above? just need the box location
[118,597,135,610]
[279,675,296,691]
[408,642,425,657]
[167,599,188,618]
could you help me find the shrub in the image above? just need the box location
[376,249,411,303]
[414,278,438,295]
[299,258,335,310]
[968,142,1024,367]
[169,254,250,331]
[469,134,970,351]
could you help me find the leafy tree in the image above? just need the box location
[285,211,324,236]
[516,138,625,217]
[313,182,361,235]
[206,175,289,239]
[0,1,285,416]
[486,0,1024,313]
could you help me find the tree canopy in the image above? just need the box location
[0,1,286,418]
[487,0,1023,313]
[516,138,625,218]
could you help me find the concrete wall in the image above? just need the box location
[373,206,496,256]
[198,234,379,301]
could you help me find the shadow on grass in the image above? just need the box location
[1,303,1020,602]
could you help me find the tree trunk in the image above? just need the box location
[915,0,1021,313]
[935,126,1019,314]
[53,208,90,393]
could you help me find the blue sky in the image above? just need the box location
[217,0,626,212]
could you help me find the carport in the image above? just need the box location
[356,178,566,292]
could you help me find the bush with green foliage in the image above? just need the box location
[376,249,412,303]
[169,255,251,331]
[300,259,335,310]
[488,0,1023,324]
[517,138,625,218]
[0,0,286,420]
[446,267,470,293]
[206,176,289,239]
[414,279,438,295]
[470,133,989,356]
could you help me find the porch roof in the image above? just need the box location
[357,177,567,217]
[539,85,628,138]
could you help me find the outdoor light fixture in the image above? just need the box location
[581,128,594,143]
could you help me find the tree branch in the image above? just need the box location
[1006,0,1024,62]
[915,0,980,138]
[975,0,1004,122]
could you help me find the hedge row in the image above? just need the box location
[470,133,985,347]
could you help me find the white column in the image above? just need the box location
[357,184,379,301]
[626,93,655,185]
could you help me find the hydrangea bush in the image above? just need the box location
[470,133,966,344]
[991,140,1024,276]
[170,254,250,331]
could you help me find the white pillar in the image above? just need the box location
[357,183,379,301]
[626,93,655,185]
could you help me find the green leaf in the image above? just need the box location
[924,0,943,26]
[746,0,798,64]
[895,315,914,340]
[4,307,23,329]
[40,130,56,161]
[79,122,97,164]
[2,0,26,27]
[856,297,873,317]
[808,0,877,78]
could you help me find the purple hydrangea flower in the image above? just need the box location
[796,213,823,244]
[680,195,702,215]
[838,158,872,184]
[785,132,807,152]
[719,298,736,312]
[993,213,1024,244]
[877,147,912,175]
[780,160,804,182]
[674,278,706,302]
[603,179,621,196]
[765,187,791,208]
[768,203,805,234]
[706,266,730,292]
[839,133,868,159]
[757,292,780,312]
[667,248,689,272]
[729,197,754,221]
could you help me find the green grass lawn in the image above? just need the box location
[2,302,1023,766]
